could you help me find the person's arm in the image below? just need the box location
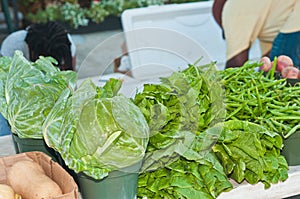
[213,0,248,68]
[226,49,271,69]
[226,48,249,69]
[212,0,227,28]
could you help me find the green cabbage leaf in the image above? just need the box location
[0,56,12,118]
[0,51,77,138]
[43,78,149,179]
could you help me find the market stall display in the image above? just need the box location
[1,1,300,198]
[0,55,300,198]
[134,62,231,198]
[132,60,300,198]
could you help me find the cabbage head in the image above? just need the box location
[43,78,149,179]
[0,51,77,138]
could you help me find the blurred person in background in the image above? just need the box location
[212,0,300,69]
[0,21,76,71]
[0,21,76,136]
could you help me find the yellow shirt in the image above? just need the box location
[281,0,300,33]
[222,0,300,60]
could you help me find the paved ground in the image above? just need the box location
[71,29,125,79]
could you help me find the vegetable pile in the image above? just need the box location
[138,151,232,199]
[0,51,297,198]
[135,61,291,198]
[134,63,225,172]
[0,51,77,139]
[220,60,300,138]
[134,63,231,198]
[211,120,288,189]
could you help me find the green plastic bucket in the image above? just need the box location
[281,132,300,166]
[78,162,141,199]
[11,133,59,162]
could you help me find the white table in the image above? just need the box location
[1,134,300,199]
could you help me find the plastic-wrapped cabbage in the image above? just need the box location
[0,51,77,138]
[43,78,149,180]
[0,56,12,117]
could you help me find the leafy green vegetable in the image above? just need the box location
[135,63,232,198]
[138,135,233,199]
[210,120,288,188]
[0,51,77,139]
[43,78,149,180]
[136,62,291,198]
[134,63,225,172]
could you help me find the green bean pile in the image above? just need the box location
[219,61,300,138]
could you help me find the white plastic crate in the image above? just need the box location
[121,1,262,80]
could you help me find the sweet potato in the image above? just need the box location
[7,160,62,199]
[0,184,15,199]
